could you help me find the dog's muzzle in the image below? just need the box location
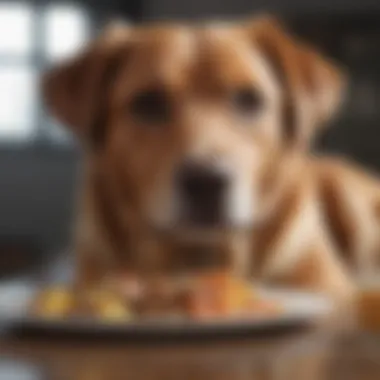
[176,160,229,227]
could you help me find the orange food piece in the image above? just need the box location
[185,293,221,319]
[183,271,265,318]
[244,298,282,316]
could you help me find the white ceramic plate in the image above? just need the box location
[0,281,333,339]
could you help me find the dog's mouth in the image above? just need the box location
[159,226,229,244]
[176,244,230,272]
[150,223,253,245]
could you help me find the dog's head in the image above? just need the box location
[43,17,345,235]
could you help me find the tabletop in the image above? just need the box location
[0,327,379,380]
[0,275,378,380]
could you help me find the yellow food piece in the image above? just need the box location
[81,288,132,322]
[31,287,74,318]
[97,299,132,322]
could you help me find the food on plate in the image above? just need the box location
[30,271,281,322]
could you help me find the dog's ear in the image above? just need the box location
[247,16,346,148]
[42,22,131,147]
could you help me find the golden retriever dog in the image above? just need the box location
[42,16,380,301]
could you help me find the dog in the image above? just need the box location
[42,16,380,301]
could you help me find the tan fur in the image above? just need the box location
[43,16,375,302]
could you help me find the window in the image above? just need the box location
[0,2,90,144]
[45,5,89,63]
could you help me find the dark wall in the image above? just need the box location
[143,0,380,20]
[0,148,80,253]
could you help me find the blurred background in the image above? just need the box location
[0,0,380,278]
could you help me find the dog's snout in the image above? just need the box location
[179,162,227,198]
[177,161,229,226]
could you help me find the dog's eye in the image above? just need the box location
[230,87,263,115]
[130,88,171,124]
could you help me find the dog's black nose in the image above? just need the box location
[177,161,228,226]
